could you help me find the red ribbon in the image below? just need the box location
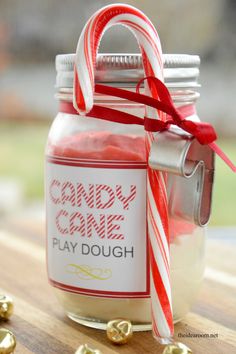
[60,76,236,172]
[94,76,218,145]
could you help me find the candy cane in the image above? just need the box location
[73,3,173,342]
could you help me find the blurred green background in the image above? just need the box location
[0,0,235,225]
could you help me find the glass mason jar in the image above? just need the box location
[46,53,205,331]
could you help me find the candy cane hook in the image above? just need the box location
[73,3,173,342]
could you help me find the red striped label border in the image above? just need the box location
[47,155,147,169]
[49,279,150,299]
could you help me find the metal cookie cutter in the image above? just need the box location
[149,128,215,226]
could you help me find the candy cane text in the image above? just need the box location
[49,179,137,240]
[50,179,136,210]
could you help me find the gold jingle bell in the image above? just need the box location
[162,342,192,354]
[0,328,16,354]
[0,296,14,321]
[75,344,102,354]
[106,319,133,345]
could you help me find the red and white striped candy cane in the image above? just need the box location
[73,3,174,343]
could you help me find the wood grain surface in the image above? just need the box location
[0,216,235,354]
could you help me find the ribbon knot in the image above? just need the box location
[137,76,217,145]
[144,117,172,132]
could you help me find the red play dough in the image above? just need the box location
[49,131,146,161]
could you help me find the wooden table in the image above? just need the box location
[0,215,235,354]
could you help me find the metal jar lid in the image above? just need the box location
[55,53,200,89]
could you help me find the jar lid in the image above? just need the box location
[55,53,200,89]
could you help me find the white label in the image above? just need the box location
[46,156,149,298]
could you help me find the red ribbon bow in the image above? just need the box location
[61,76,236,172]
[93,76,216,145]
[93,77,235,172]
[135,76,217,145]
